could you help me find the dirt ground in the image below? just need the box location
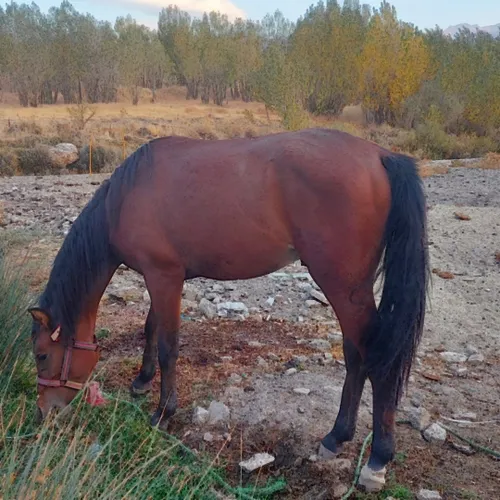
[1,164,499,499]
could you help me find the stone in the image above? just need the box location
[228,373,243,385]
[293,388,311,395]
[248,340,264,347]
[265,297,275,307]
[143,290,151,303]
[327,332,343,345]
[309,339,332,352]
[182,283,200,302]
[212,284,225,293]
[267,352,280,361]
[285,368,298,375]
[416,489,442,500]
[199,298,217,319]
[309,289,329,305]
[423,423,447,443]
[207,401,230,426]
[408,406,432,431]
[47,143,79,168]
[332,484,349,498]
[181,299,198,311]
[217,301,249,318]
[193,406,209,425]
[256,356,268,367]
[467,353,485,364]
[203,432,214,442]
[292,355,309,365]
[465,344,479,356]
[306,300,321,308]
[440,352,467,363]
[452,411,477,421]
[239,453,275,473]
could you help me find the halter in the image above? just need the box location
[37,326,99,391]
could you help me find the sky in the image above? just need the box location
[33,0,500,31]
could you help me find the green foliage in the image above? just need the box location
[17,145,55,175]
[0,258,286,499]
[72,145,119,174]
[0,1,499,149]
[0,148,19,176]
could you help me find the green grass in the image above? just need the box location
[0,255,286,499]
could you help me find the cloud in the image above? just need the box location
[117,0,246,21]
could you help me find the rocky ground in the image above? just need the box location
[1,165,500,499]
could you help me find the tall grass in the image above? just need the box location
[0,255,285,499]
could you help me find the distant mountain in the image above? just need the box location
[444,23,500,38]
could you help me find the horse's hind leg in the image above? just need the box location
[131,306,157,396]
[315,286,376,459]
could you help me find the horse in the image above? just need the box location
[28,127,429,492]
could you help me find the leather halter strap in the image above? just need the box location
[37,326,99,391]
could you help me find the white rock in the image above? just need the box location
[309,339,332,352]
[207,401,230,426]
[199,298,217,319]
[417,489,442,500]
[248,340,264,347]
[309,289,329,305]
[47,143,79,168]
[423,423,447,443]
[143,290,151,303]
[239,452,275,473]
[440,352,467,363]
[212,284,225,293]
[256,356,268,367]
[203,432,214,442]
[465,344,479,356]
[408,406,432,431]
[193,406,209,425]
[467,353,485,364]
[332,484,349,499]
[285,368,298,375]
[227,373,243,385]
[217,302,248,315]
[293,388,311,395]
[327,332,343,345]
[265,297,275,307]
[306,299,321,308]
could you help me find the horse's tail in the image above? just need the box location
[365,152,430,401]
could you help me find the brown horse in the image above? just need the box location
[29,128,429,492]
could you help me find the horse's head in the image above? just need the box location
[29,307,100,421]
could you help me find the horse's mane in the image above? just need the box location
[39,142,153,340]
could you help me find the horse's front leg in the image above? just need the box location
[143,269,184,428]
[131,306,157,396]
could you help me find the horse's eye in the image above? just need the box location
[36,353,48,362]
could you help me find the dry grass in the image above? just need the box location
[0,200,5,227]
[418,162,450,178]
[477,152,500,169]
[0,86,498,179]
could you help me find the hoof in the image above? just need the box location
[358,464,386,493]
[150,407,176,429]
[130,379,152,397]
[318,443,340,461]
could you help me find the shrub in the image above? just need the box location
[0,148,19,176]
[71,144,119,174]
[17,145,55,175]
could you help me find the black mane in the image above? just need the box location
[38,142,153,340]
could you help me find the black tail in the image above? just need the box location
[366,153,430,401]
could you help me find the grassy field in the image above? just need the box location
[1,86,499,179]
[0,247,287,499]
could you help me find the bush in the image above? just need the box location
[17,145,55,175]
[0,148,19,176]
[71,144,119,174]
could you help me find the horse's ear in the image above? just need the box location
[28,307,52,329]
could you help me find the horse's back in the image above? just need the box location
[109,129,391,280]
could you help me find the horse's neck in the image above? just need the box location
[73,266,117,341]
